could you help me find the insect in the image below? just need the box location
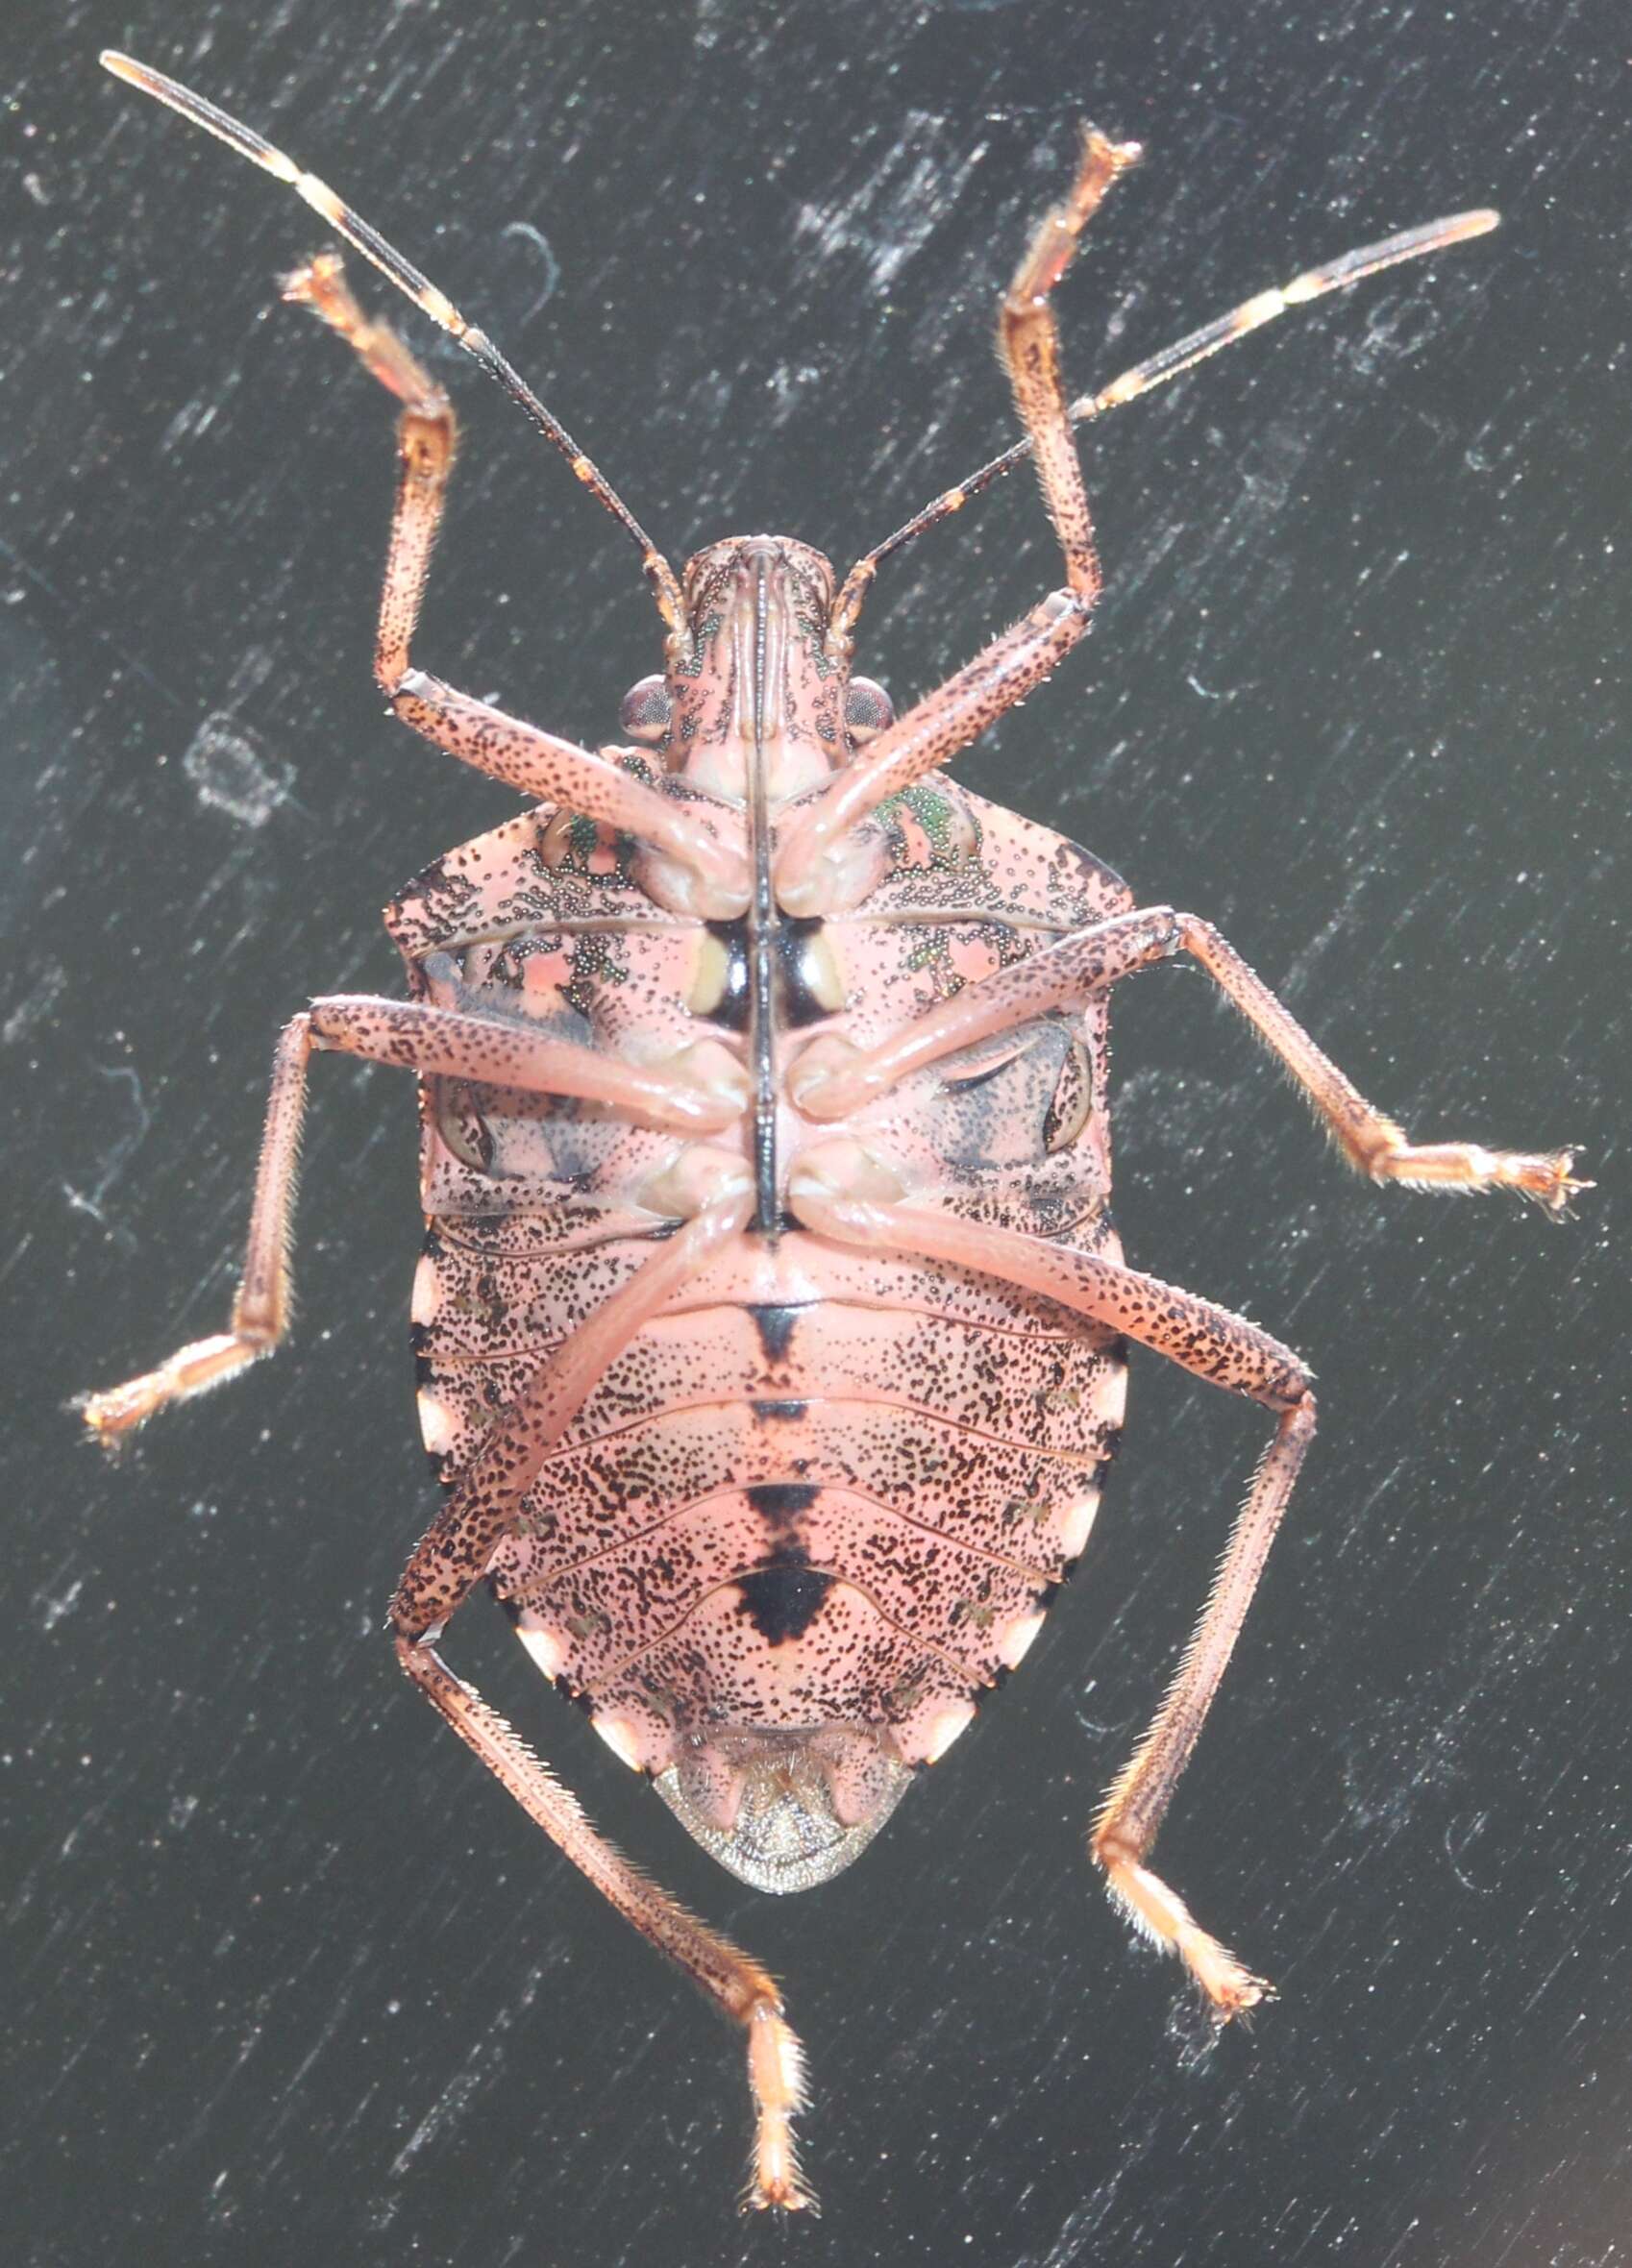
[84,51,1583,2212]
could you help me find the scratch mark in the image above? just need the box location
[500,220,561,326]
[62,1064,151,1238]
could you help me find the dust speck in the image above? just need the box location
[182,715,290,828]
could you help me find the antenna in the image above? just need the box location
[829,205,1498,648]
[100,52,690,648]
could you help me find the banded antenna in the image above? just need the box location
[828,203,1498,648]
[100,52,692,650]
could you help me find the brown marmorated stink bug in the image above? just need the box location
[84,51,1585,2212]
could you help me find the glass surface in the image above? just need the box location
[4,2,1627,2262]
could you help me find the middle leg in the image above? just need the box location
[81,994,745,1438]
[789,903,1581,1209]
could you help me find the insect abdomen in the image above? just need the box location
[423,1239,1129,1775]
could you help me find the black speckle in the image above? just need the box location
[734,1547,834,1643]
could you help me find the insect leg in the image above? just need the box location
[392,1177,748,1631]
[789,903,1582,1208]
[78,1001,747,1439]
[100,54,689,638]
[789,906,1181,1116]
[835,210,1498,593]
[79,1015,312,1439]
[774,594,1094,916]
[276,254,747,915]
[775,131,1139,917]
[279,250,455,700]
[306,994,749,1131]
[997,125,1142,605]
[394,1639,809,2211]
[389,1192,812,2210]
[392,673,751,915]
[1160,916,1585,1210]
[786,1176,1316,2017]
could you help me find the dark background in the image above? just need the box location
[4,3,1627,2264]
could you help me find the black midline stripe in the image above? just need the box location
[747,554,779,1235]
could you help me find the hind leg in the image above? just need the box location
[388,1188,811,2209]
[788,1173,1318,2014]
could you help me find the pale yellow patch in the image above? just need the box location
[686,929,731,1016]
[415,1388,455,1457]
[591,1713,645,1771]
[513,1620,568,1680]
[409,1251,441,1326]
[997,1610,1046,1671]
[797,927,848,1013]
[921,1699,977,1763]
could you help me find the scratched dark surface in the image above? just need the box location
[4,1,1628,2263]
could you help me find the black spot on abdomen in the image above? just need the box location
[746,1304,806,1365]
[745,1483,820,1527]
[734,1548,834,1643]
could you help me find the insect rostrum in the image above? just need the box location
[84,51,1582,2212]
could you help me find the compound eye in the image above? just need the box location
[844,677,894,747]
[619,674,671,745]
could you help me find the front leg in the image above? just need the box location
[776,129,1141,917]
[791,904,1582,1212]
[280,250,455,701]
[284,255,748,915]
